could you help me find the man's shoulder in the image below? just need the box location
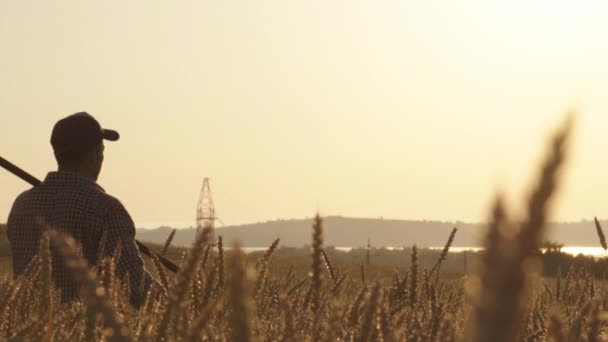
[76,190,133,228]
[10,187,38,210]
[7,188,41,228]
[94,191,127,213]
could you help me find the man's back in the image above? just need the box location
[8,171,153,305]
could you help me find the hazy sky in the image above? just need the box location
[2,1,608,228]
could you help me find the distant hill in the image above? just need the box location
[135,216,606,248]
[1,217,603,249]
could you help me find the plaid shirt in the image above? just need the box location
[7,171,155,307]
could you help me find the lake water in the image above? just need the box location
[241,246,608,257]
[433,246,608,257]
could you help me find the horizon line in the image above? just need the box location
[133,215,603,230]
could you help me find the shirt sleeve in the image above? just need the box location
[103,197,158,308]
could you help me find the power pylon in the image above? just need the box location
[196,178,217,242]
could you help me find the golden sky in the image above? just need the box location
[2,1,608,228]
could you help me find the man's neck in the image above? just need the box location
[57,165,97,181]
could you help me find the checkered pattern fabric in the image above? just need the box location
[7,171,155,307]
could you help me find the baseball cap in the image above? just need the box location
[51,112,119,158]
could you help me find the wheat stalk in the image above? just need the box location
[594,217,607,252]
[157,225,212,339]
[321,249,337,285]
[471,116,572,342]
[228,242,255,342]
[311,213,324,334]
[428,227,457,280]
[216,235,225,292]
[409,245,418,307]
[48,228,131,342]
[161,229,177,257]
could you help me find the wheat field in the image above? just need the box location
[2,118,608,341]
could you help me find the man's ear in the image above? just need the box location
[94,143,104,163]
[83,143,101,165]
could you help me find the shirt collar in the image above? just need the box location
[44,171,106,192]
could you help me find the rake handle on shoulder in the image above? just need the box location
[0,156,179,273]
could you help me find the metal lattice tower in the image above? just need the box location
[196,178,216,241]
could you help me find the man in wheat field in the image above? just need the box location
[6,112,158,307]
